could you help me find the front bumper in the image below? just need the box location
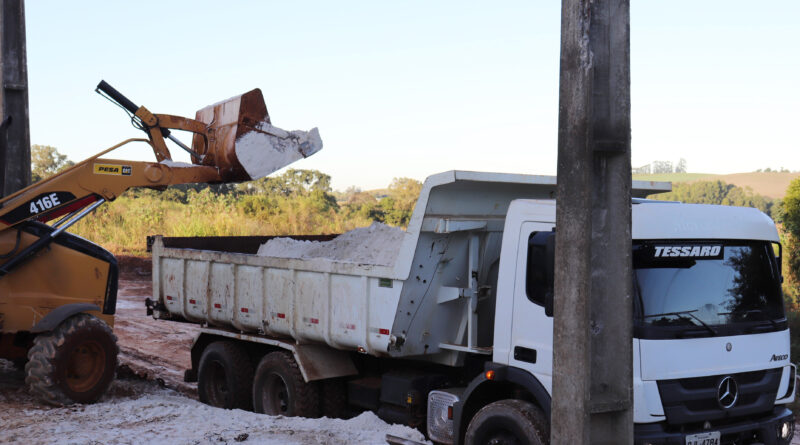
[635,407,794,445]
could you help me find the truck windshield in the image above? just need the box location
[633,241,786,338]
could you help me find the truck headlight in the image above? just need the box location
[778,419,793,442]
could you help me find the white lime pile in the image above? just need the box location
[0,377,430,445]
[257,222,407,267]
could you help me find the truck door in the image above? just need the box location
[509,222,555,392]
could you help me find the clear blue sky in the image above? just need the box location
[25,1,800,190]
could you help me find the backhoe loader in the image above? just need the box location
[0,81,322,405]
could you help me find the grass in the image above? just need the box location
[68,190,376,256]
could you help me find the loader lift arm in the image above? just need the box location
[0,80,322,276]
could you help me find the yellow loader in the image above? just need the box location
[0,81,321,404]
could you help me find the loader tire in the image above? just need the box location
[465,399,548,445]
[25,313,118,406]
[197,341,253,410]
[321,377,348,418]
[252,351,320,418]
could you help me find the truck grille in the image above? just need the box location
[656,368,782,425]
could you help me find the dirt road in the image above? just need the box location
[112,260,199,395]
[0,257,427,445]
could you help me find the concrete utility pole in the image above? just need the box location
[0,0,31,196]
[551,0,633,444]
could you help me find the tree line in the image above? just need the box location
[649,180,778,219]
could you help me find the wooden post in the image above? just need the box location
[0,0,31,196]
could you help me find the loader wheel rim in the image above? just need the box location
[263,373,290,414]
[65,340,106,393]
[206,361,230,406]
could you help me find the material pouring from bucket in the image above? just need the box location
[191,88,323,181]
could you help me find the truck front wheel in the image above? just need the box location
[252,351,320,418]
[25,313,118,405]
[197,341,254,410]
[464,399,549,445]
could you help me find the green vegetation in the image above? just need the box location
[780,178,800,309]
[31,144,74,182]
[68,168,422,255]
[647,180,778,218]
[755,167,793,173]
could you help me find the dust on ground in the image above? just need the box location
[0,256,427,445]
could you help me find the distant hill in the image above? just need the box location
[713,172,800,199]
[633,172,800,199]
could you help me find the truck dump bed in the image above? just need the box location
[152,171,669,364]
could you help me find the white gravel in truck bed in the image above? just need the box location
[257,222,407,266]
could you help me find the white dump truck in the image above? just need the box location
[148,171,795,445]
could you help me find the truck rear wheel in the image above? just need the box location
[252,351,320,418]
[465,399,548,445]
[197,341,253,410]
[25,313,118,405]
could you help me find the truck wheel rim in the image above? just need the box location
[65,341,106,393]
[263,373,289,414]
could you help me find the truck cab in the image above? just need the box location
[488,199,795,445]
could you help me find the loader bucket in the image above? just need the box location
[191,88,322,181]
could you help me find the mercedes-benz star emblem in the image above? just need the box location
[717,376,739,409]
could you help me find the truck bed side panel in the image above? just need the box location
[185,260,209,321]
[295,271,329,343]
[330,274,367,349]
[209,263,235,325]
[264,268,294,337]
[235,265,263,331]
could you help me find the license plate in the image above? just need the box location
[685,431,720,445]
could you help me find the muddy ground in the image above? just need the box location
[112,256,199,396]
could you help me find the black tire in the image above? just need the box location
[465,399,549,445]
[321,377,348,418]
[252,351,320,418]
[25,313,118,405]
[197,341,254,410]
